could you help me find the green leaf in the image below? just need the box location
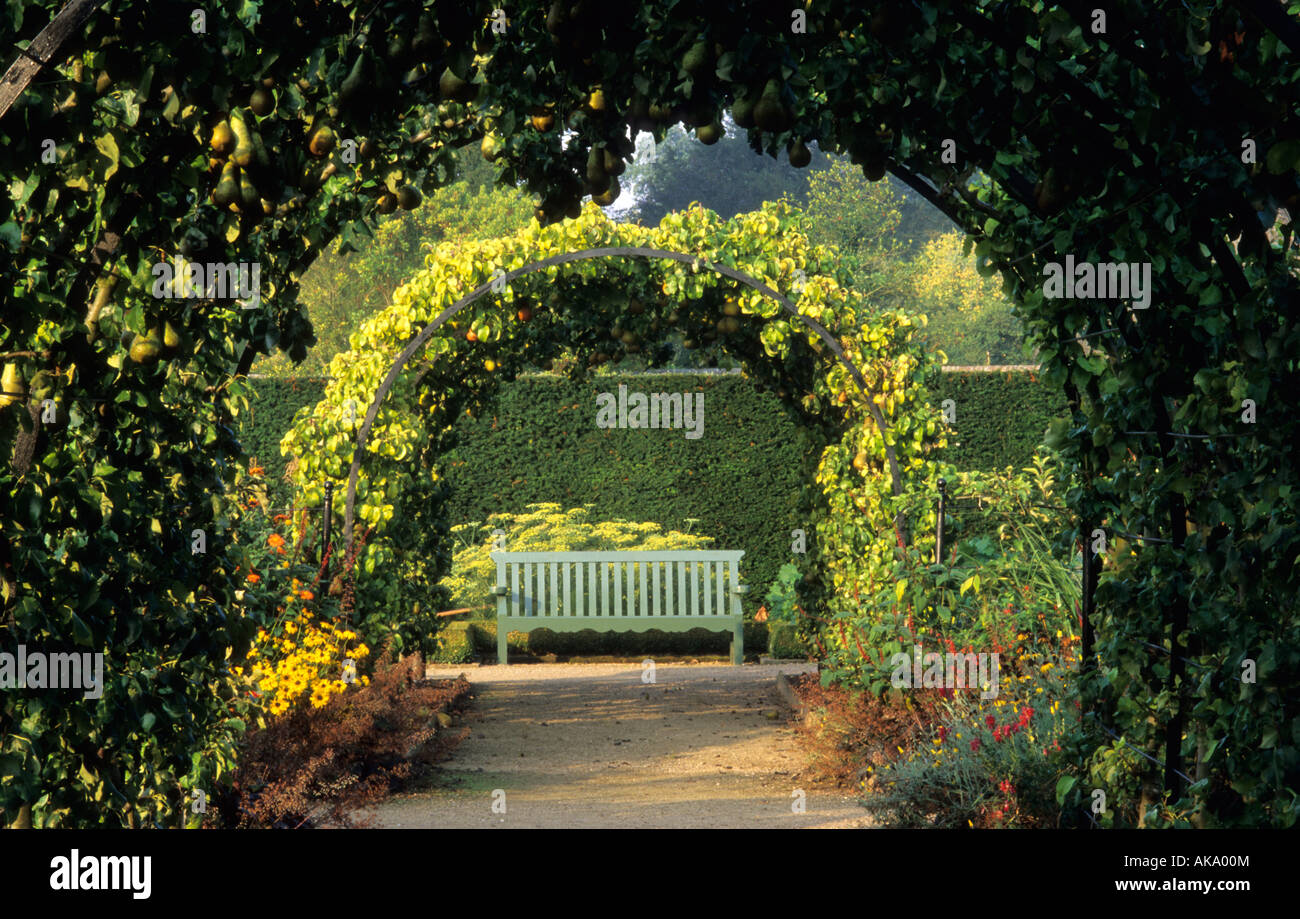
[69,612,94,646]
[1055,775,1077,803]
[1265,139,1300,174]
[95,132,120,181]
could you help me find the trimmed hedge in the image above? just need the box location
[925,370,1065,471]
[240,376,329,503]
[439,373,817,609]
[767,621,812,660]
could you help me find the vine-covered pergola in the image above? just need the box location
[2,0,1297,827]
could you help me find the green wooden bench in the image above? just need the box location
[490,550,749,665]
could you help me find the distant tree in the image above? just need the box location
[623,116,832,225]
[254,149,533,378]
[908,231,1025,365]
[798,158,916,311]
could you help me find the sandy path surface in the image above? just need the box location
[363,661,873,829]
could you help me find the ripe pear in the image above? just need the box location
[731,94,756,129]
[0,363,24,407]
[308,124,335,157]
[213,161,240,207]
[439,68,476,103]
[753,79,791,132]
[210,121,236,156]
[696,119,723,144]
[249,87,274,116]
[682,40,712,77]
[163,321,182,351]
[239,168,260,213]
[396,186,422,210]
[129,331,163,364]
[788,139,812,168]
[592,178,619,206]
[229,110,255,166]
[602,148,625,176]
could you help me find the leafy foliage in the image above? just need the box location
[254,151,533,378]
[4,0,1299,828]
[910,231,1025,364]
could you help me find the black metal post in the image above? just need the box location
[322,481,334,565]
[935,478,947,565]
[1080,518,1096,671]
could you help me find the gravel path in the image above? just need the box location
[362,661,873,829]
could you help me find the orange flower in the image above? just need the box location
[246,572,261,584]
[299,590,314,601]
[267,533,286,549]
[249,464,265,477]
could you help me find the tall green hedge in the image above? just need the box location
[239,369,1060,593]
[439,372,818,607]
[926,370,1066,471]
[240,376,328,503]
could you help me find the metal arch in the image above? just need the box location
[342,245,906,560]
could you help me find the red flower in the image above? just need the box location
[938,726,948,741]
[985,715,997,729]
[970,739,981,752]
[999,779,1015,795]
[992,727,1003,742]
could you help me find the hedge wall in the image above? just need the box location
[240,376,328,503]
[439,373,818,607]
[238,369,1063,592]
[926,370,1066,471]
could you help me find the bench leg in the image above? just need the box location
[731,620,743,665]
[497,624,508,666]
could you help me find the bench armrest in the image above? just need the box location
[492,586,508,596]
[733,584,749,596]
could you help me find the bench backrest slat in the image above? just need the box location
[491,550,743,619]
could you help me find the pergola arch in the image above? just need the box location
[341,245,907,559]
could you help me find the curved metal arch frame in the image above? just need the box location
[342,245,906,560]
